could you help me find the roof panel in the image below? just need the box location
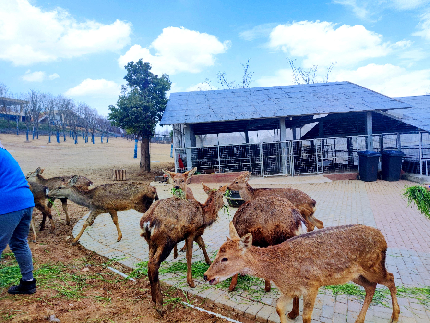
[160,82,412,125]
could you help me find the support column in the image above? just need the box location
[244,131,249,144]
[319,121,324,138]
[292,126,297,140]
[184,124,196,171]
[280,117,287,174]
[365,112,373,151]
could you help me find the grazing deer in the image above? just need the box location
[228,196,305,295]
[48,175,158,245]
[28,182,53,238]
[204,223,400,323]
[163,167,197,200]
[140,184,228,313]
[26,167,93,228]
[228,172,323,232]
[163,167,212,262]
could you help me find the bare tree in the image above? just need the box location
[217,59,254,89]
[288,59,336,84]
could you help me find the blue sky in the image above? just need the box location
[1,0,430,119]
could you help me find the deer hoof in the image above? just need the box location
[187,280,195,288]
[228,285,236,292]
[287,310,299,319]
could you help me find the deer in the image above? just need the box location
[26,167,93,229]
[204,222,400,323]
[28,182,52,240]
[140,184,228,313]
[228,196,306,297]
[162,167,212,263]
[228,172,323,232]
[48,175,158,245]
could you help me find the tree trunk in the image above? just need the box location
[140,135,151,172]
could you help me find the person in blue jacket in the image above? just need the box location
[0,140,36,294]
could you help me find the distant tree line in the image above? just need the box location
[0,82,121,143]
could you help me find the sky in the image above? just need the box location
[1,0,430,123]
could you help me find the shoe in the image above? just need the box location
[8,278,36,295]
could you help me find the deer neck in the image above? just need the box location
[239,183,254,202]
[202,195,223,224]
[64,187,93,209]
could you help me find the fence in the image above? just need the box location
[174,132,430,177]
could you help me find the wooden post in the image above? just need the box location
[113,169,127,181]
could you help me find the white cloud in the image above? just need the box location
[414,11,430,41]
[22,70,59,82]
[186,82,217,92]
[391,0,430,10]
[333,63,430,96]
[65,79,121,98]
[268,21,391,68]
[0,0,131,65]
[333,0,369,19]
[239,23,278,41]
[118,26,229,75]
[256,69,295,87]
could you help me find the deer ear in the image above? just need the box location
[229,221,240,240]
[163,169,175,179]
[239,233,252,249]
[185,167,197,178]
[202,183,211,194]
[242,172,250,182]
[219,185,228,193]
[35,167,42,174]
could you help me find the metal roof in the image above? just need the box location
[161,81,411,127]
[0,97,27,107]
[393,95,430,133]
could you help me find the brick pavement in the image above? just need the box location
[74,178,430,323]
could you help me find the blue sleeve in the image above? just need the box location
[0,148,35,215]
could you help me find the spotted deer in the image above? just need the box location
[48,175,158,245]
[204,223,400,323]
[140,184,228,313]
[228,172,323,232]
[26,167,93,228]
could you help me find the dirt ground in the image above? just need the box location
[0,134,239,323]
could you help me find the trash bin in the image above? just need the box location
[381,150,405,181]
[358,151,381,182]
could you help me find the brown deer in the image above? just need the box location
[163,167,197,200]
[228,196,305,295]
[26,167,93,228]
[204,223,400,323]
[163,167,212,262]
[48,175,158,245]
[228,172,323,232]
[140,184,228,313]
[28,182,53,237]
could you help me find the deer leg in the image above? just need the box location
[173,245,178,258]
[303,217,315,232]
[264,279,271,292]
[109,210,122,242]
[60,198,70,225]
[30,215,37,243]
[352,276,376,323]
[228,274,239,291]
[309,215,324,230]
[185,236,195,288]
[72,211,100,245]
[276,294,292,323]
[302,288,318,323]
[287,297,300,319]
[38,202,55,232]
[195,235,211,265]
[373,271,400,322]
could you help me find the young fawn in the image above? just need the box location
[204,222,400,323]
[228,172,323,232]
[28,182,52,240]
[26,167,93,228]
[48,175,158,245]
[140,184,228,313]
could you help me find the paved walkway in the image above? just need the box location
[74,177,430,323]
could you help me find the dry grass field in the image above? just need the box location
[0,134,235,323]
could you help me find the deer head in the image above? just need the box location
[227,172,251,191]
[47,175,79,198]
[26,167,44,180]
[163,167,197,191]
[204,222,252,285]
